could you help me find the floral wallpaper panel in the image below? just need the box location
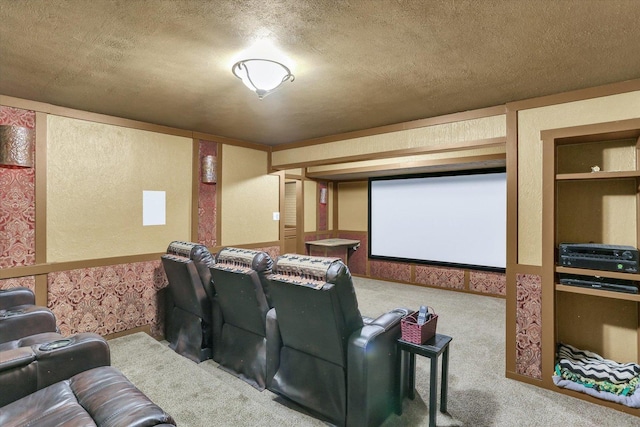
[470,271,506,296]
[198,140,217,247]
[516,273,542,379]
[48,261,168,337]
[0,106,36,268]
[415,265,465,290]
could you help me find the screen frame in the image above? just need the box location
[367,167,506,273]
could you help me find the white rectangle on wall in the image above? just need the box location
[143,190,166,226]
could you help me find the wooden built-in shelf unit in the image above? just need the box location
[542,118,640,415]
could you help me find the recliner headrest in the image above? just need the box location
[271,254,342,290]
[167,241,214,265]
[215,247,273,273]
[165,241,215,294]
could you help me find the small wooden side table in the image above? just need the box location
[397,333,453,427]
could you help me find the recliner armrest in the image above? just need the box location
[265,307,281,387]
[0,287,35,309]
[365,307,410,330]
[347,308,408,427]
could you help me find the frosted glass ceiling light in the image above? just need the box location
[232,59,294,99]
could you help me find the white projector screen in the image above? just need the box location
[368,169,506,271]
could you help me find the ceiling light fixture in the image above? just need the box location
[231,59,294,99]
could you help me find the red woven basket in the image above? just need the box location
[401,309,438,344]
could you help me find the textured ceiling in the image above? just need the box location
[1,0,640,146]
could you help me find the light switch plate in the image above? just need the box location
[273,212,280,221]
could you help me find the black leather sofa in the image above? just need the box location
[0,289,176,426]
[210,247,277,390]
[267,254,408,427]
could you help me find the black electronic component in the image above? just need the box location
[558,243,639,273]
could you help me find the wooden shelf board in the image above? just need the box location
[556,170,640,180]
[551,384,640,417]
[555,284,640,302]
[555,266,640,281]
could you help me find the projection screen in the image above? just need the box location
[368,168,506,271]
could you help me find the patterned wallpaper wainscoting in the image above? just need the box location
[198,140,217,247]
[369,259,412,283]
[415,265,465,290]
[0,276,36,292]
[515,273,542,379]
[0,106,36,269]
[470,271,506,296]
[47,261,168,337]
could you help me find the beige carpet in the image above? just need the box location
[109,277,639,426]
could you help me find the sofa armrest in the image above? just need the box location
[0,347,36,372]
[0,347,38,407]
[33,332,110,389]
[0,305,57,344]
[0,287,35,309]
[346,308,407,427]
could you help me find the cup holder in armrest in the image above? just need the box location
[0,309,25,318]
[39,339,72,351]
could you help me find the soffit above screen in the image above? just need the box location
[305,155,506,181]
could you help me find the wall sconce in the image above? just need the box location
[0,125,34,168]
[201,155,216,184]
[231,59,295,99]
[319,187,328,205]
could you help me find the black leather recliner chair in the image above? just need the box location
[210,247,277,390]
[267,254,408,427]
[161,241,215,362]
[0,287,57,343]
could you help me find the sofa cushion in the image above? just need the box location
[0,366,175,427]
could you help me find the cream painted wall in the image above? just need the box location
[338,181,368,231]
[272,115,506,167]
[46,115,192,262]
[304,180,317,232]
[221,144,279,245]
[517,90,640,266]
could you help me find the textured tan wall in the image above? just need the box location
[517,90,640,266]
[221,145,279,245]
[46,115,192,262]
[338,181,368,231]
[304,180,317,232]
[272,115,506,167]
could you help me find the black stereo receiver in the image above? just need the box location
[558,243,639,273]
[559,274,638,294]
